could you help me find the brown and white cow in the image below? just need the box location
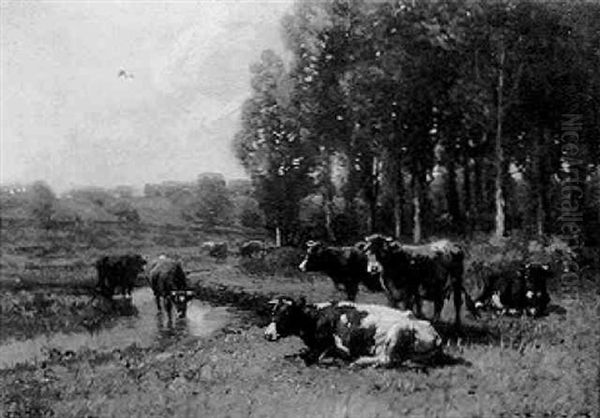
[264,297,442,367]
[363,235,479,328]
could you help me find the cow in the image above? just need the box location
[298,241,382,302]
[95,254,146,299]
[201,241,228,260]
[363,234,479,328]
[264,296,442,367]
[239,240,266,258]
[147,256,194,321]
[474,262,552,317]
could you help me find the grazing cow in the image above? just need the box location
[95,254,146,298]
[202,241,228,260]
[474,262,552,317]
[298,241,382,301]
[239,240,266,258]
[363,235,479,327]
[147,256,194,321]
[264,297,442,367]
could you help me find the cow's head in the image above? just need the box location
[395,319,442,361]
[264,296,306,341]
[298,241,325,272]
[130,254,147,273]
[522,263,552,317]
[363,234,395,274]
[169,290,195,318]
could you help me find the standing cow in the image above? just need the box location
[363,235,478,328]
[264,296,442,367]
[202,241,228,260]
[95,254,146,299]
[299,241,382,302]
[147,256,194,321]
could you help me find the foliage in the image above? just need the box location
[27,181,57,228]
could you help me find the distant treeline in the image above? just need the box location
[233,0,600,249]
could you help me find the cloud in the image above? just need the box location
[1,0,292,192]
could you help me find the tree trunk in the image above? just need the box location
[473,144,484,231]
[393,159,405,239]
[535,128,549,237]
[366,155,380,233]
[412,177,422,244]
[494,39,506,239]
[446,156,461,230]
[322,154,336,242]
[413,194,422,244]
[463,153,472,233]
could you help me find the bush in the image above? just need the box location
[238,246,305,276]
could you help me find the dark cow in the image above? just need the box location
[474,262,552,317]
[239,240,266,258]
[147,256,194,321]
[95,254,146,298]
[298,241,382,301]
[264,296,442,367]
[363,235,478,327]
[202,241,228,260]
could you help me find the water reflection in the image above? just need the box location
[0,287,230,369]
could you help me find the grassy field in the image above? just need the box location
[0,220,598,417]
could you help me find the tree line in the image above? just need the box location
[234,0,600,250]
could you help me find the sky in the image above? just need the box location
[1,0,293,192]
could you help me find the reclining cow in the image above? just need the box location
[95,253,146,299]
[363,235,479,328]
[264,296,441,367]
[147,256,194,322]
[298,241,382,301]
[474,262,552,317]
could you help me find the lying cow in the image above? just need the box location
[239,240,266,258]
[147,256,194,321]
[95,253,146,299]
[474,262,552,317]
[364,235,479,328]
[299,241,382,301]
[264,297,442,367]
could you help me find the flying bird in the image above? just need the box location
[118,68,134,80]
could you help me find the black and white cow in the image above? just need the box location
[298,241,382,301]
[147,256,194,321]
[363,235,479,327]
[264,297,442,367]
[474,262,552,317]
[95,253,147,299]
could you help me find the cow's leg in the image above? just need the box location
[452,280,463,328]
[155,294,162,312]
[432,294,443,322]
[412,291,424,318]
[165,297,173,324]
[350,355,389,368]
[345,281,359,302]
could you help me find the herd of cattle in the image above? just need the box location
[94,234,555,367]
